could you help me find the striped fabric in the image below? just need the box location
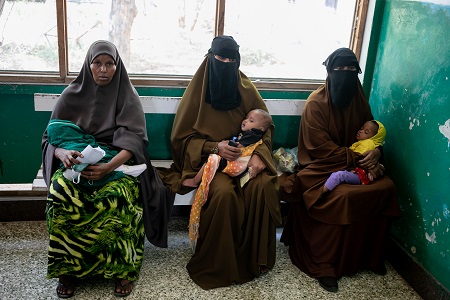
[46,169,144,281]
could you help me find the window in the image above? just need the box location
[225,0,357,80]
[66,0,216,76]
[0,0,367,89]
[0,0,58,72]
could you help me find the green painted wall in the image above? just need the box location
[0,84,306,183]
[0,85,64,184]
[369,0,450,291]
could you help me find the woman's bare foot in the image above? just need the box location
[56,275,75,298]
[114,278,134,297]
[182,178,200,187]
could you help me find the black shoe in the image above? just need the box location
[372,264,387,275]
[318,276,338,293]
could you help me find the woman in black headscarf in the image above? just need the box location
[279,48,400,293]
[160,35,282,289]
[42,40,173,298]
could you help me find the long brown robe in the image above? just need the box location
[280,81,400,279]
[160,57,282,289]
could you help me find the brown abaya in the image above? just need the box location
[280,79,401,279]
[160,55,282,289]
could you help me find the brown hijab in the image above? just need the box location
[281,48,380,223]
[280,78,400,224]
[166,55,276,193]
[296,83,373,211]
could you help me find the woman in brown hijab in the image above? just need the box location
[279,48,400,293]
[42,40,173,298]
[160,35,282,289]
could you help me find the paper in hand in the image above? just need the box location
[78,145,105,165]
[63,145,105,182]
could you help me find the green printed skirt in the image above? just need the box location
[46,169,144,281]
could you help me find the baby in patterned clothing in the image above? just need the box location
[182,108,273,187]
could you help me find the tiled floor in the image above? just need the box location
[0,218,422,300]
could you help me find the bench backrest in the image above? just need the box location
[34,93,306,116]
[34,93,305,159]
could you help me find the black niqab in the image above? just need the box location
[323,48,361,108]
[206,35,241,111]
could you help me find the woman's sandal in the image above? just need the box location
[56,276,75,299]
[114,278,134,297]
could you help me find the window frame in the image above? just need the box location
[0,0,368,91]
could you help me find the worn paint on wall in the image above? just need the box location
[439,119,450,148]
[370,0,450,290]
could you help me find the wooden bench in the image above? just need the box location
[33,94,305,205]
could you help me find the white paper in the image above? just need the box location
[115,163,147,177]
[77,145,105,165]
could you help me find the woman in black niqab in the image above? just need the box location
[206,35,241,111]
[323,47,362,108]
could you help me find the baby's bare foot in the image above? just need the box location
[182,178,199,187]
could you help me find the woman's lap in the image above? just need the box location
[186,172,279,289]
[307,176,399,224]
[282,201,391,278]
[281,176,399,278]
[46,170,144,281]
[241,172,280,267]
